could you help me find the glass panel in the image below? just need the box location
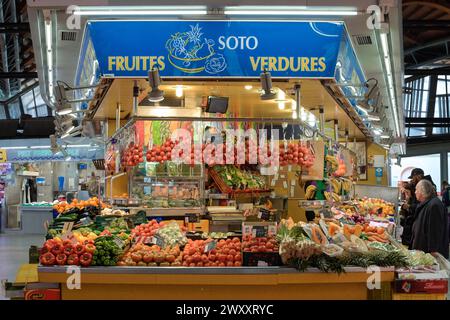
[7,102,21,119]
[390,153,441,191]
[0,105,6,119]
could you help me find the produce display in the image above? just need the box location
[182,238,242,267]
[279,142,315,168]
[118,244,182,267]
[92,235,129,266]
[213,165,267,191]
[277,218,410,273]
[242,235,279,253]
[53,197,109,214]
[145,138,175,163]
[355,197,395,219]
[39,238,96,267]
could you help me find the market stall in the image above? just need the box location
[29,19,448,301]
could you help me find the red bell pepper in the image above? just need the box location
[40,246,49,255]
[40,252,56,265]
[50,243,64,256]
[84,243,96,254]
[44,239,56,251]
[67,254,79,265]
[56,253,67,265]
[83,239,95,245]
[74,243,85,255]
[79,252,93,267]
[100,230,111,236]
[63,239,73,247]
[63,244,75,256]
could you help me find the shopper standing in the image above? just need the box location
[400,168,424,246]
[410,179,449,258]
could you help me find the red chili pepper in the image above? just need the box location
[84,243,96,254]
[51,243,64,256]
[63,244,75,256]
[40,252,56,265]
[67,254,79,265]
[74,244,85,255]
[79,252,93,267]
[56,253,67,265]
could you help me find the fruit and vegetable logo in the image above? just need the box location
[165,24,227,74]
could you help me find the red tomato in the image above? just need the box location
[232,237,240,243]
[218,254,227,263]
[234,261,242,267]
[218,262,226,267]
[229,249,237,256]
[201,255,209,263]
[210,249,217,255]
[209,254,216,262]
[234,254,242,262]
[189,263,196,267]
[227,255,234,262]
[226,261,234,267]
[196,262,204,267]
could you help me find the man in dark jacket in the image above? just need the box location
[410,179,449,258]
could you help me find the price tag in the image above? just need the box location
[258,208,271,220]
[280,175,286,179]
[270,179,276,187]
[257,261,269,267]
[151,234,165,247]
[79,217,93,226]
[204,240,217,253]
[283,181,288,189]
[185,213,198,223]
[112,236,125,249]
[252,226,267,238]
[62,222,74,234]
[291,180,296,186]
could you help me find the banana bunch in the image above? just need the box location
[326,155,339,171]
[305,185,317,200]
[341,180,353,193]
[324,191,341,202]
[330,179,342,194]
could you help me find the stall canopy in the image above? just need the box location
[77,20,366,111]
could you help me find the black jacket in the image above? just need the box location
[401,183,419,246]
[410,197,449,258]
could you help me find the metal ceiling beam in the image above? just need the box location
[408,134,450,145]
[404,20,450,29]
[406,117,450,124]
[0,72,37,78]
[405,68,450,75]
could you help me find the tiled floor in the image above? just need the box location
[0,233,43,299]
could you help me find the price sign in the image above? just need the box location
[185,213,199,223]
[151,234,165,247]
[204,241,217,253]
[252,226,267,238]
[112,236,125,249]
[258,208,271,221]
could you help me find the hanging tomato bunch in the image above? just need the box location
[279,142,315,168]
[146,138,176,163]
[121,143,144,167]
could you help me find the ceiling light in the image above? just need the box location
[72,6,207,16]
[244,85,253,90]
[380,134,390,139]
[367,114,381,121]
[29,146,51,149]
[292,110,297,119]
[175,85,184,98]
[224,6,358,16]
[278,102,285,110]
[148,68,164,102]
[260,70,276,100]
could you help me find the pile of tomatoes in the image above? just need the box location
[279,143,315,168]
[118,243,182,267]
[122,143,144,167]
[181,238,242,267]
[242,235,279,253]
[146,139,177,163]
[131,219,163,238]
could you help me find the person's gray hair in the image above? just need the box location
[416,179,434,199]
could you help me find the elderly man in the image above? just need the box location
[410,179,449,258]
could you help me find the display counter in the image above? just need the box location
[20,205,53,234]
[38,266,394,300]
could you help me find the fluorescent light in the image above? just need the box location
[367,114,381,121]
[56,108,73,116]
[291,100,297,110]
[45,19,53,97]
[380,134,390,139]
[73,6,207,16]
[67,144,91,148]
[244,85,253,90]
[373,129,383,136]
[30,146,51,149]
[224,6,358,16]
[175,85,184,98]
[1,146,28,150]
